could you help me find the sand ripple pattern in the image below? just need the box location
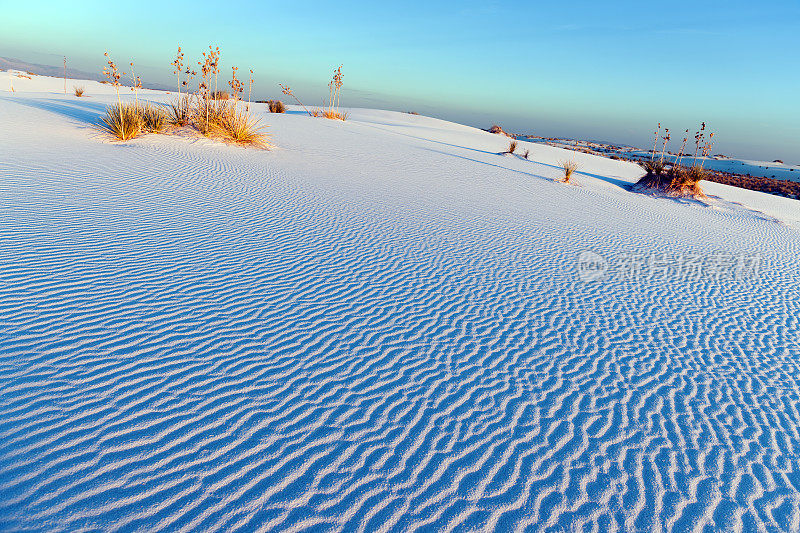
[2,101,800,531]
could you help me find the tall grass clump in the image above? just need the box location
[99,53,141,140]
[560,160,579,183]
[73,85,85,97]
[141,104,168,133]
[506,140,518,154]
[169,94,193,126]
[319,65,347,120]
[306,65,348,120]
[211,107,270,148]
[185,56,271,148]
[636,121,713,198]
[99,102,143,140]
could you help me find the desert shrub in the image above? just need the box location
[141,103,168,133]
[639,160,665,175]
[210,107,271,147]
[99,102,143,140]
[302,64,346,121]
[168,94,193,126]
[507,140,517,154]
[560,160,579,183]
[268,100,286,113]
[313,109,348,121]
[488,124,514,138]
[666,166,706,197]
[74,86,85,97]
[524,150,530,160]
[636,164,706,198]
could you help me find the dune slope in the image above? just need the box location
[1,76,800,531]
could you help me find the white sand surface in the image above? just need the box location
[2,74,800,531]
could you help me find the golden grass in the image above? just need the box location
[507,140,517,154]
[312,108,348,121]
[559,160,579,183]
[168,94,193,126]
[73,86,85,97]
[99,103,143,141]
[141,104,168,133]
[635,164,706,199]
[98,102,169,140]
[210,108,271,148]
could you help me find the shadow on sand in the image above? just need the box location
[0,96,108,125]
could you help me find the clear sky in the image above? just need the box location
[2,0,799,162]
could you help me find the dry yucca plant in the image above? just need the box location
[168,94,193,126]
[141,103,168,133]
[73,86,85,97]
[635,163,706,199]
[560,160,579,183]
[99,102,143,140]
[507,140,517,154]
[210,108,271,148]
[315,109,348,121]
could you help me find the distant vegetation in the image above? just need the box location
[98,47,269,148]
[267,100,285,113]
[635,122,714,198]
[73,85,84,97]
[281,66,348,121]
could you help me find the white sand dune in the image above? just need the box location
[2,74,800,531]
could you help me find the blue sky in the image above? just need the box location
[3,0,799,161]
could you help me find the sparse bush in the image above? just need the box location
[506,140,517,154]
[268,100,286,113]
[560,160,579,183]
[99,102,143,140]
[141,104,168,133]
[635,164,706,198]
[74,86,85,97]
[192,99,232,136]
[210,108,271,147]
[524,150,530,160]
[168,94,193,126]
[312,109,348,121]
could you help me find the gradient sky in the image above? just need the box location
[2,0,799,161]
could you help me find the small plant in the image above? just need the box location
[560,160,579,183]
[636,163,706,199]
[141,104,168,133]
[168,94,193,126]
[99,102,143,140]
[523,150,530,160]
[507,140,518,154]
[73,86,85,97]
[211,108,271,148]
[268,100,286,113]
